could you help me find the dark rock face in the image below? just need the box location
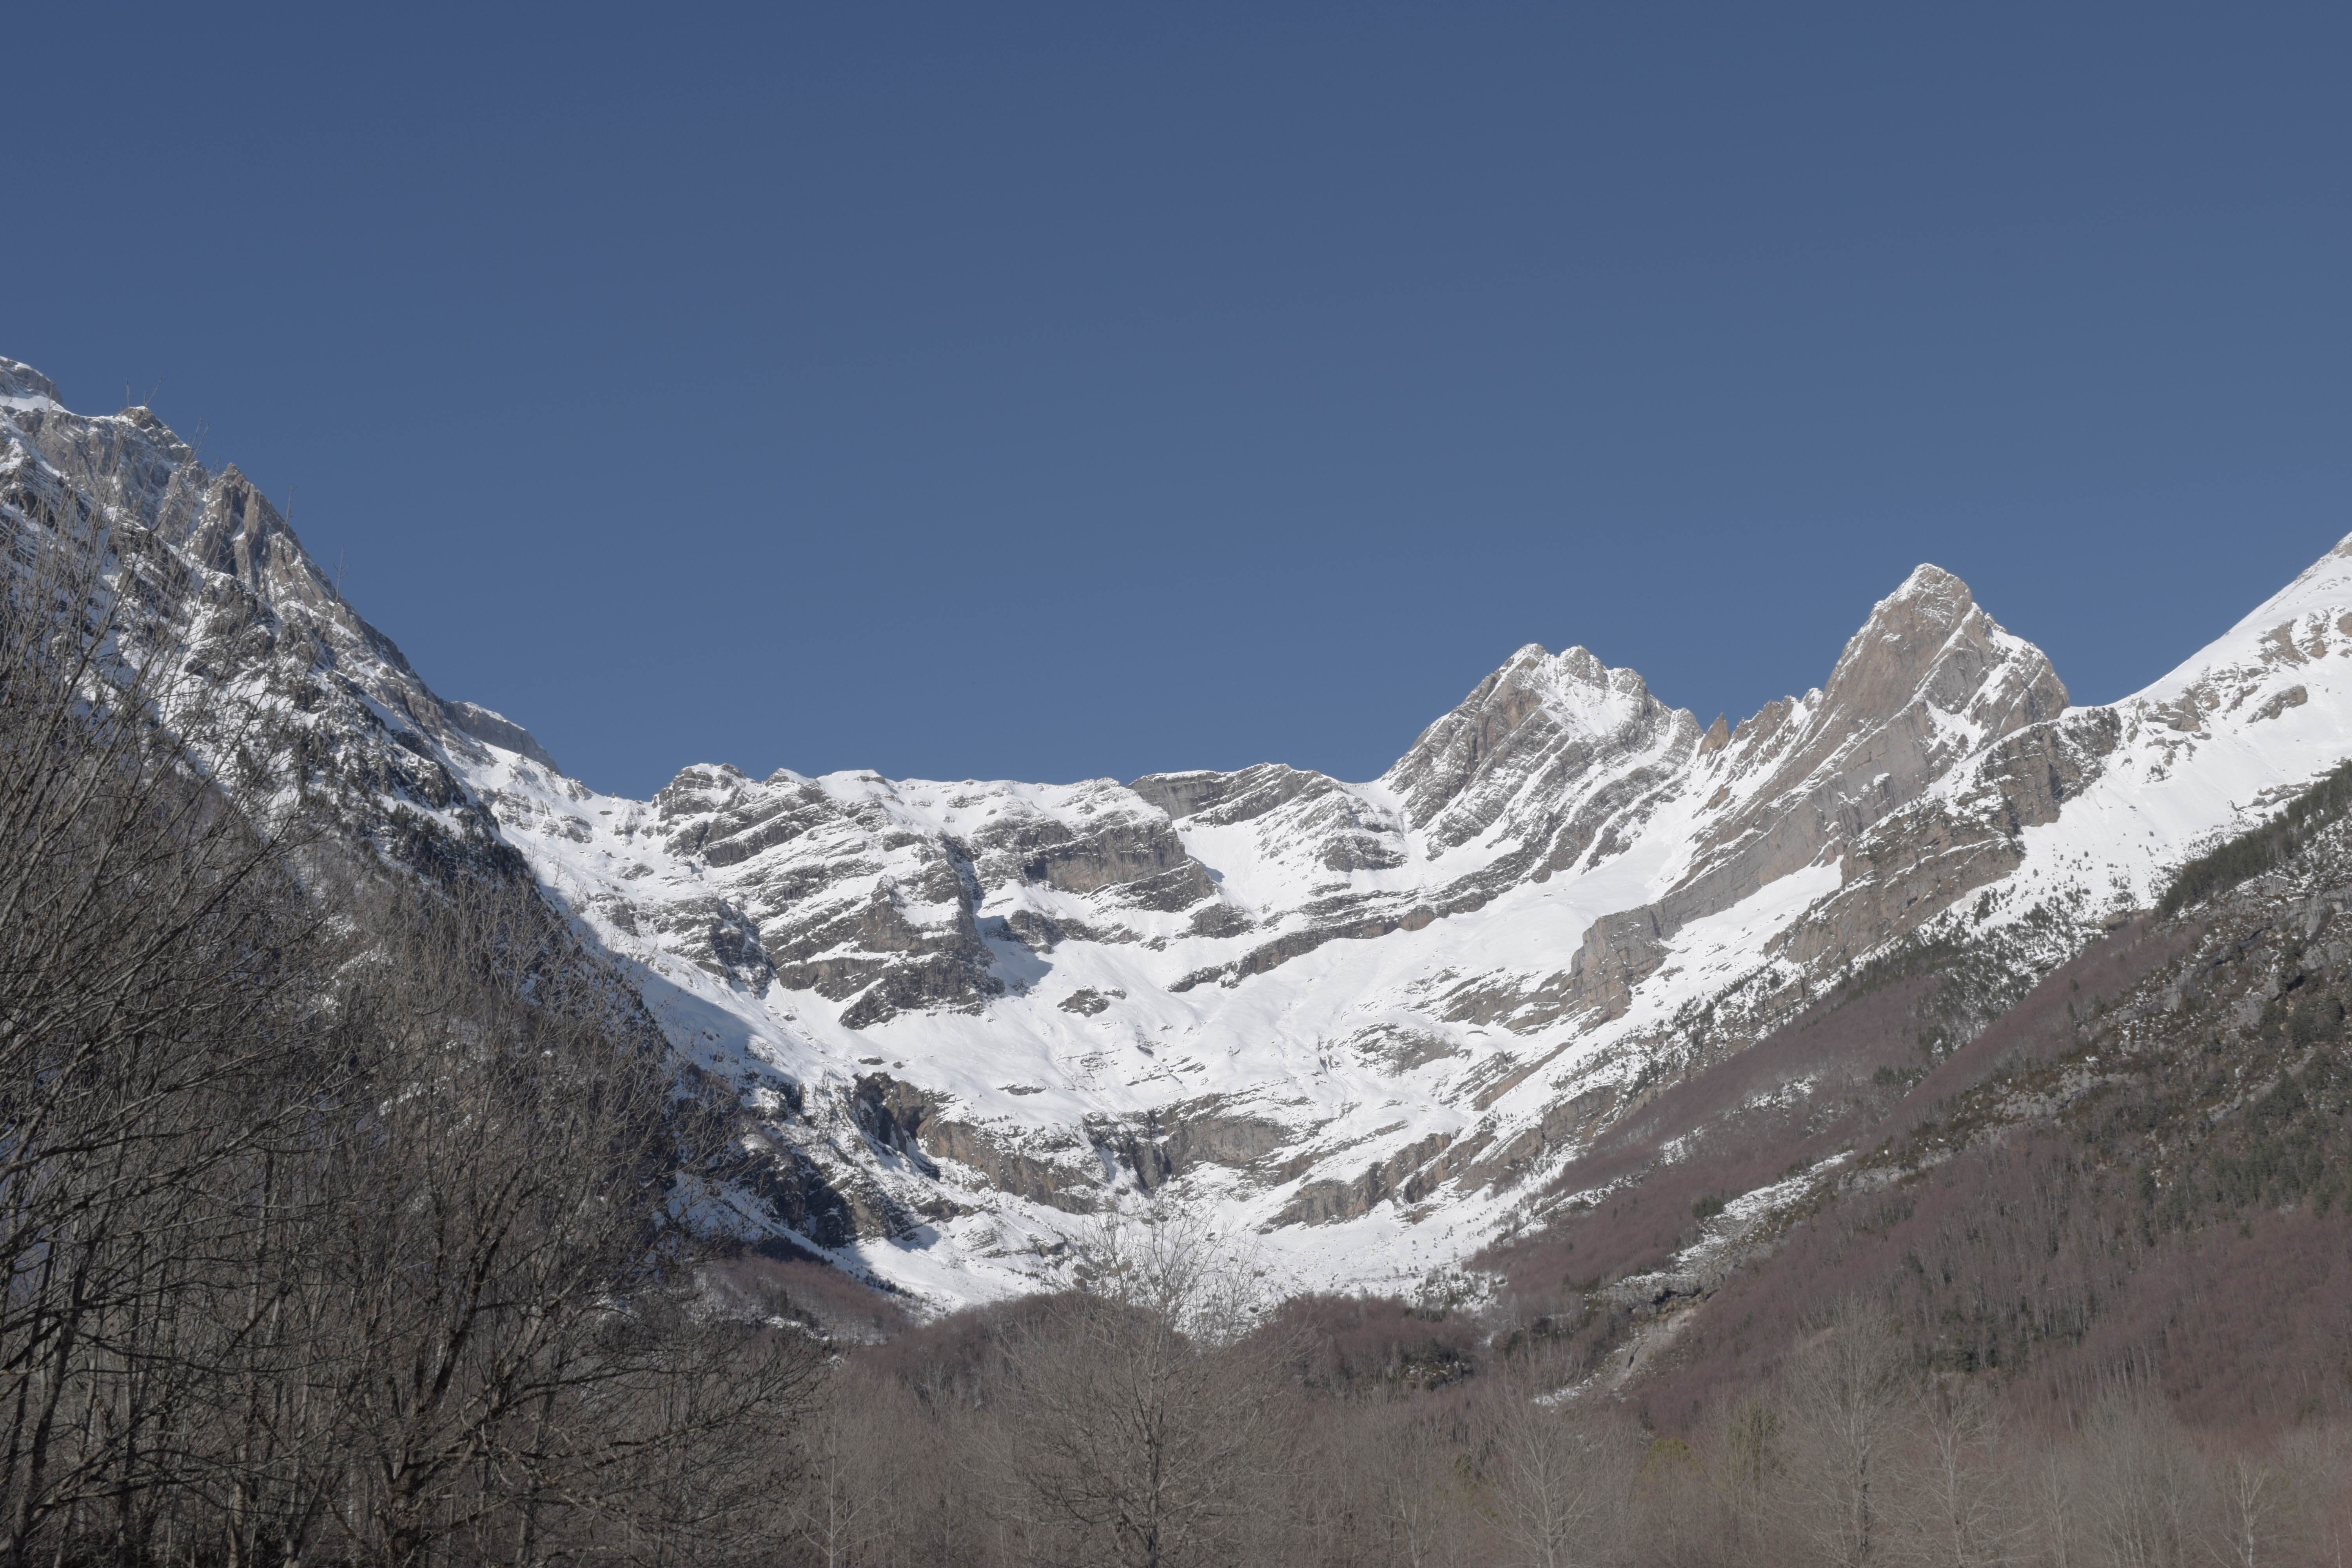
[1345,1025,1466,1073]
[921,1118,1098,1212]
[644,897,775,993]
[1279,1132,1454,1225]
[853,1074,940,1175]
[1129,764,1335,825]
[737,1145,867,1249]
[1086,1100,1295,1193]
[1187,904,1251,938]
[1436,906,1670,1034]
[445,701,560,773]
[844,1073,1110,1211]
[1142,1103,1290,1177]
[966,809,1211,903]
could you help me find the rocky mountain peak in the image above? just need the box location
[445,702,561,773]
[1492,643,1659,733]
[182,467,310,598]
[1382,642,1684,837]
[0,358,61,409]
[1663,566,2065,928]
[1815,563,2066,742]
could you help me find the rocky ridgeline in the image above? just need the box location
[0,359,529,871]
[7,352,2345,1308]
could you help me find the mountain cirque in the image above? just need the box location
[7,352,2348,1309]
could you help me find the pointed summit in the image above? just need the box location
[1383,642,1693,844]
[1818,563,2067,742]
[0,358,62,411]
[1670,565,2066,920]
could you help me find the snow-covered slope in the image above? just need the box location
[2000,536,2352,909]
[6,353,2347,1310]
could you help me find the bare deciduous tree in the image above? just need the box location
[1776,1299,1914,1568]
[1895,1376,2022,1568]
[992,1214,1290,1568]
[1476,1383,1633,1568]
[2082,1384,2198,1568]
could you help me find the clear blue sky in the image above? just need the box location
[7,4,2347,796]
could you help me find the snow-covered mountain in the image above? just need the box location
[7,354,2347,1310]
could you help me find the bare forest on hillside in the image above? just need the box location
[0,542,817,1566]
[792,1274,2352,1568]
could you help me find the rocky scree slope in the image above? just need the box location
[7,353,2349,1311]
